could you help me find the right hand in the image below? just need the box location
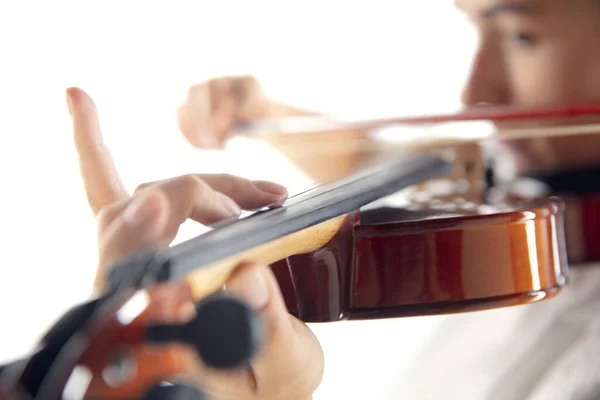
[67,87,325,399]
[177,75,272,149]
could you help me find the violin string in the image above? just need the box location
[206,185,322,230]
[207,156,416,230]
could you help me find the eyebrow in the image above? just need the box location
[479,1,538,19]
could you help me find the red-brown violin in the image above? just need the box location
[6,102,600,398]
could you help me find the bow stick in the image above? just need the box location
[231,103,600,158]
[234,102,600,135]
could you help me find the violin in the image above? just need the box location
[4,102,598,398]
[239,102,600,322]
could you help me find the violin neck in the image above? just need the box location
[104,154,452,299]
[183,215,348,299]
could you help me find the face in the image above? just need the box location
[457,0,600,174]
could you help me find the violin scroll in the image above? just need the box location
[0,282,265,399]
[79,285,264,399]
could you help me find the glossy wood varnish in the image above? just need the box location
[271,198,569,323]
[498,188,600,264]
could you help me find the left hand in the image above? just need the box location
[66,87,324,399]
[66,87,289,286]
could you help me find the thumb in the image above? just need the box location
[225,262,324,395]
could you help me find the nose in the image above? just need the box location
[461,38,511,107]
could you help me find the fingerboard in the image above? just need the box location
[164,153,451,279]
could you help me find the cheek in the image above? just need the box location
[508,57,581,106]
[550,53,600,103]
[508,44,600,106]
[580,59,600,100]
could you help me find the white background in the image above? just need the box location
[0,1,478,398]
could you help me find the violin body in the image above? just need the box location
[272,196,568,323]
[265,140,570,323]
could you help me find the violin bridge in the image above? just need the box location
[408,143,487,210]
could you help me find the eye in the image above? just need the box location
[507,32,536,48]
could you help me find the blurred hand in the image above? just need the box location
[66,87,324,399]
[177,75,272,149]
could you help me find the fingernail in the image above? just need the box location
[122,191,162,227]
[252,180,288,196]
[226,265,270,310]
[216,192,242,216]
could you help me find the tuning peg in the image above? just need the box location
[146,295,264,369]
[141,381,206,400]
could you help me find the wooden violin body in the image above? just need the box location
[262,139,571,323]
[271,195,568,323]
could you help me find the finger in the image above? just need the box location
[178,82,221,149]
[134,174,288,211]
[67,87,130,215]
[141,175,245,229]
[194,174,288,210]
[233,75,268,122]
[224,262,324,396]
[212,100,237,147]
[204,78,237,147]
[97,179,236,244]
[101,173,288,240]
[99,172,280,269]
[95,189,168,290]
[191,83,220,148]
[94,185,238,289]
